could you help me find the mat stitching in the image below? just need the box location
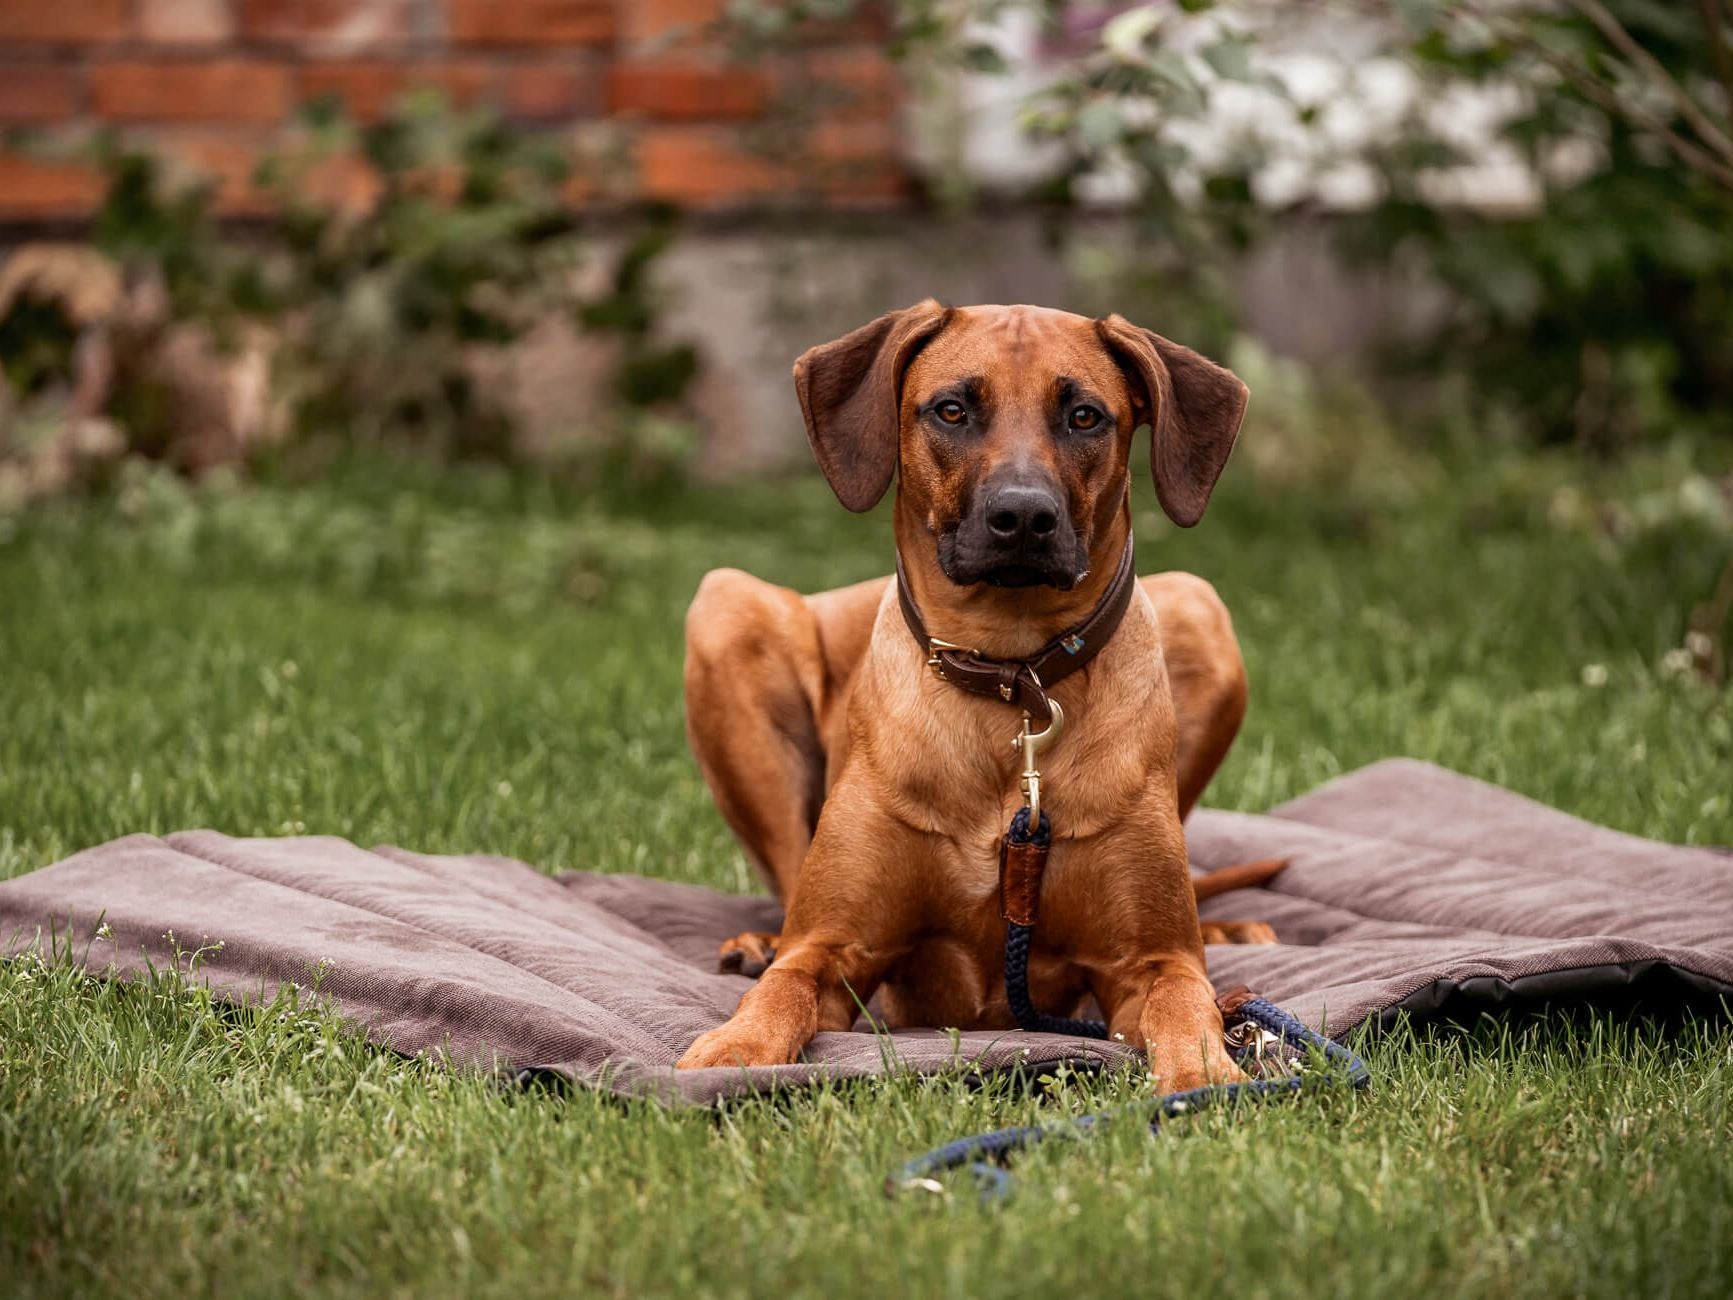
[161,835,687,1027]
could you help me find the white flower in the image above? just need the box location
[1580,664,1608,687]
[1660,648,1697,679]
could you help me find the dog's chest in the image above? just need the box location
[850,599,1185,1030]
[866,710,1169,850]
[880,919,1090,1032]
[874,828,1131,1030]
[855,601,1176,836]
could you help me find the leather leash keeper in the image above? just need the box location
[998,812,1048,928]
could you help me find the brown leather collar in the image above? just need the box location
[895,539,1137,724]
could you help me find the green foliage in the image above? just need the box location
[735,0,1733,451]
[251,94,580,456]
[1345,2,1733,450]
[0,294,78,398]
[1040,0,1733,447]
[87,140,236,329]
[4,98,697,474]
[578,206,702,408]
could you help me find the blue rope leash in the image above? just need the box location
[887,995,1369,1199]
[888,807,1371,1200]
[1001,809,1116,1039]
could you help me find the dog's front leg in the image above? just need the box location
[677,788,919,1070]
[1105,955,1244,1091]
[677,935,878,1069]
[1081,849,1247,1095]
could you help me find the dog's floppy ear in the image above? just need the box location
[1097,315,1248,528]
[793,299,950,512]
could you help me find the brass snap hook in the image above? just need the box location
[1011,700,1064,826]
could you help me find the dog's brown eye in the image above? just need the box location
[935,401,967,425]
[1069,405,1103,431]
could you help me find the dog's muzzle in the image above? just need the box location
[941,480,1085,589]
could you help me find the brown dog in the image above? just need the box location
[677,302,1271,1090]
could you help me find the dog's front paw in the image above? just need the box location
[1148,1037,1246,1093]
[676,1023,801,1070]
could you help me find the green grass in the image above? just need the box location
[2,442,1731,1298]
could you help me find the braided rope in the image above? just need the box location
[887,997,1370,1199]
[1004,922,1112,1038]
[1002,807,1112,1038]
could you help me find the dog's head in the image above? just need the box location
[794,302,1247,590]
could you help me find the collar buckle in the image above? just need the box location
[926,637,973,680]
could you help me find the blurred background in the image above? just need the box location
[1,2,1730,874]
[2,1,1729,484]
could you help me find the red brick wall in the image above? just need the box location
[0,0,907,220]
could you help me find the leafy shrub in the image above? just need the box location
[1336,1,1733,451]
[734,0,1733,453]
[1,95,698,490]
[250,95,586,458]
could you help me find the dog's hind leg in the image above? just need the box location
[686,570,829,906]
[1198,920,1278,944]
[1142,571,1248,820]
[684,569,884,973]
[1146,573,1281,944]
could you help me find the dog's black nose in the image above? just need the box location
[985,485,1060,545]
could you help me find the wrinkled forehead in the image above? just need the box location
[902,305,1127,406]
